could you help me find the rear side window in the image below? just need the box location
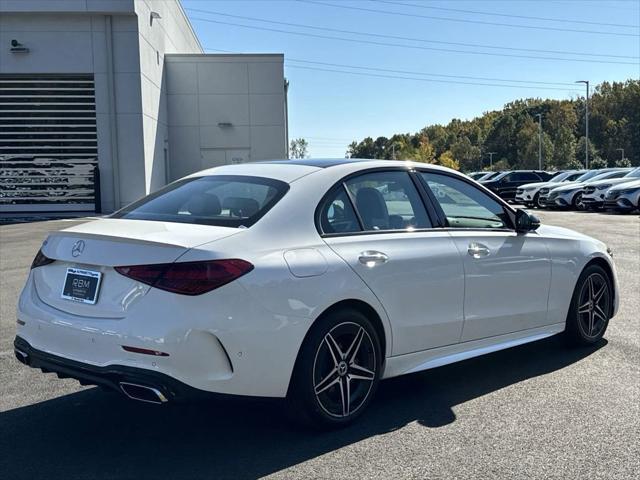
[318,188,361,234]
[520,173,541,181]
[112,175,288,227]
[506,172,540,182]
[345,171,431,231]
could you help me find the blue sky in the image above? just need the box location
[182,0,640,157]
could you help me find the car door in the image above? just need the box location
[319,169,465,355]
[419,171,552,342]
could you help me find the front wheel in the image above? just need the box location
[573,192,585,210]
[288,309,381,428]
[564,264,612,346]
[533,192,542,209]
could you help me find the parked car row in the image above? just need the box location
[468,168,640,213]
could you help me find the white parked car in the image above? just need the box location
[543,169,630,210]
[15,159,618,427]
[515,170,586,208]
[582,167,640,210]
[603,179,640,213]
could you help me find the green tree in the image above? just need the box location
[437,150,460,170]
[614,157,632,168]
[590,157,608,169]
[450,137,481,171]
[546,101,577,169]
[566,157,585,170]
[516,116,554,169]
[576,137,599,166]
[347,80,639,170]
[289,138,308,159]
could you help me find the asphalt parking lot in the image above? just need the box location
[1,210,638,480]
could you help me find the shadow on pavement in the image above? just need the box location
[0,335,605,480]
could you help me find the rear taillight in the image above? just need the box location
[31,249,55,269]
[115,259,253,296]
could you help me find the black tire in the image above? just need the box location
[564,264,612,346]
[533,192,542,209]
[572,192,584,210]
[288,308,382,428]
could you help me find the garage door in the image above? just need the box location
[0,74,98,213]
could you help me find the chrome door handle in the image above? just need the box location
[467,242,490,258]
[358,251,389,266]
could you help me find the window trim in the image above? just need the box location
[415,169,517,231]
[315,166,520,238]
[315,167,440,237]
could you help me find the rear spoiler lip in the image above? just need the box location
[46,230,187,249]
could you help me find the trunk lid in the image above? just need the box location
[34,218,239,318]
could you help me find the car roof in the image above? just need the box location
[190,158,460,183]
[258,158,374,168]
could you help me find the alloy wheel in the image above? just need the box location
[535,193,543,208]
[577,273,610,338]
[312,322,377,418]
[574,193,584,210]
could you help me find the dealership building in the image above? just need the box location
[0,0,289,213]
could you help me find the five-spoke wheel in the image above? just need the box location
[313,322,376,418]
[565,264,612,345]
[289,308,381,428]
[577,272,610,339]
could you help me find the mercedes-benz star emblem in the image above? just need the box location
[71,240,85,257]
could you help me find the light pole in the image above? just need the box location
[487,152,497,169]
[616,148,625,163]
[535,113,543,170]
[576,80,589,169]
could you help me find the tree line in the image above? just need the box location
[346,80,639,172]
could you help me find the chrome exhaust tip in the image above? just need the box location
[119,382,168,404]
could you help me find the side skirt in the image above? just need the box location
[382,323,565,379]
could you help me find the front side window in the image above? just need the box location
[344,171,431,231]
[113,175,288,227]
[421,173,510,229]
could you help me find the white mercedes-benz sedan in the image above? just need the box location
[15,159,618,427]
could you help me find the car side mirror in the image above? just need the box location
[515,209,540,232]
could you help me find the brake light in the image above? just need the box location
[31,249,55,269]
[115,259,253,295]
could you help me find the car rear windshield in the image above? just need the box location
[112,175,289,228]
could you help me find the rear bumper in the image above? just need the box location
[16,271,312,398]
[14,336,203,402]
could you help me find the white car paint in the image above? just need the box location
[16,160,619,400]
[582,168,640,208]
[545,169,630,208]
[515,171,585,205]
[604,179,640,211]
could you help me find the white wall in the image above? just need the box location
[0,0,203,210]
[132,0,202,196]
[0,1,134,13]
[165,54,288,181]
[0,3,287,212]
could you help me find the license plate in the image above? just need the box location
[61,267,102,305]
